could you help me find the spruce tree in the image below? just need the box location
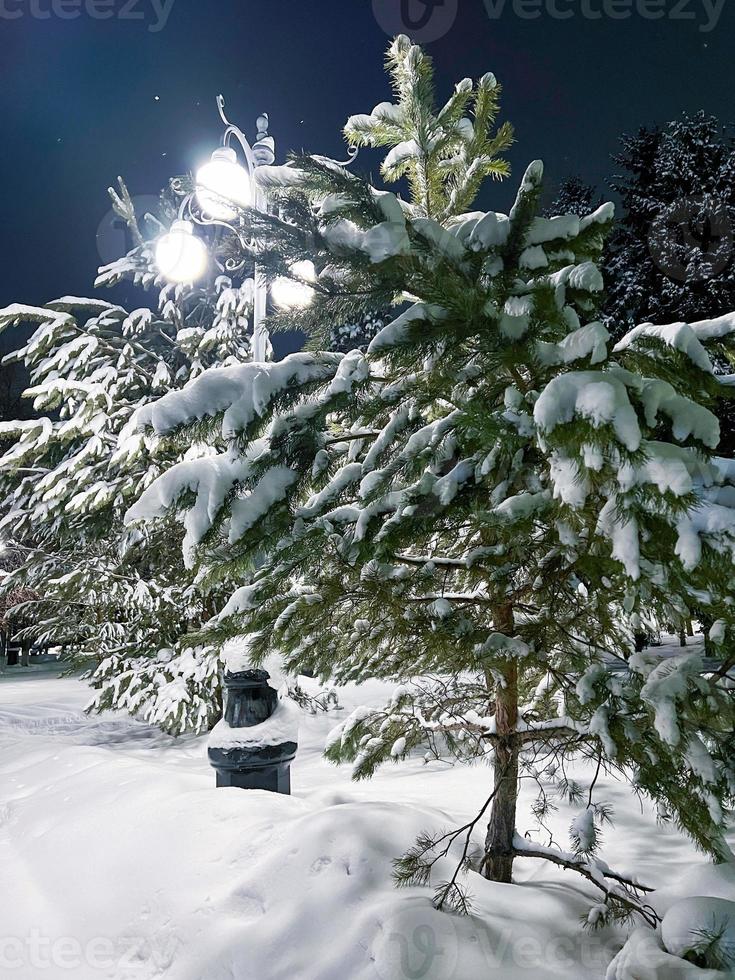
[125,38,735,923]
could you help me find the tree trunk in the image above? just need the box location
[701,616,713,658]
[483,604,520,884]
[483,711,519,882]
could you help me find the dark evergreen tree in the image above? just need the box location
[605,113,735,335]
[544,176,601,220]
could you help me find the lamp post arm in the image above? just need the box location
[216,95,274,362]
[216,95,258,176]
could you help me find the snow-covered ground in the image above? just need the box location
[1,661,733,980]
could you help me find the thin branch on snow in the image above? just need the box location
[512,834,659,928]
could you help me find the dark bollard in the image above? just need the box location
[6,641,20,667]
[208,669,298,794]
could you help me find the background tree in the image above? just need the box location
[553,114,735,452]
[0,542,38,665]
[544,175,601,220]
[329,310,387,353]
[0,171,259,732]
[605,112,735,335]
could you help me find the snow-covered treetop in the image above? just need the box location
[341,35,514,221]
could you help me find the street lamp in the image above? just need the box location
[195,146,252,221]
[271,260,317,310]
[154,220,209,284]
[155,96,275,362]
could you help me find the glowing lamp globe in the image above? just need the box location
[155,220,208,284]
[196,147,252,221]
[271,260,317,310]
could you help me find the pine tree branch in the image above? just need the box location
[512,835,659,927]
[394,554,476,569]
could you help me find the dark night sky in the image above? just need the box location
[0,0,732,320]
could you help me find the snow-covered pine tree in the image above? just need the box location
[0,295,237,732]
[605,112,735,335]
[124,38,735,923]
[0,174,262,732]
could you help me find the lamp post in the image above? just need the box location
[207,669,299,794]
[154,99,362,792]
[155,96,278,362]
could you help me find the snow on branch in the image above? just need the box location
[688,311,735,341]
[132,352,343,438]
[368,303,447,354]
[614,321,714,372]
[124,451,253,566]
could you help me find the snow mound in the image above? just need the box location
[662,896,735,964]
[208,698,300,749]
[4,671,735,979]
[606,928,729,980]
